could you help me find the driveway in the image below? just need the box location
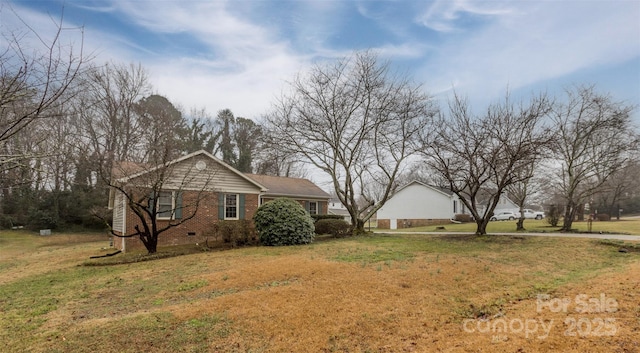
[373,230,640,242]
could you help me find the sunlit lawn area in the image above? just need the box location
[383,218,640,235]
[1,229,639,352]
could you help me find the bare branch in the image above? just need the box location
[264,50,436,233]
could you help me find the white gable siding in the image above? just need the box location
[127,155,261,194]
[378,183,454,220]
[493,195,520,212]
[112,192,125,233]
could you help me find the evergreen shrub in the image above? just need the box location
[253,198,315,246]
[314,218,350,237]
[311,214,346,222]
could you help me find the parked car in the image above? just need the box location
[519,209,545,220]
[490,211,517,221]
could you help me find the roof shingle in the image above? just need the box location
[245,174,330,199]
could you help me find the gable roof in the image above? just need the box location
[113,150,267,191]
[394,180,454,198]
[245,174,331,200]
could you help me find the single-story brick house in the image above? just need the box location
[109,150,329,251]
[245,173,330,215]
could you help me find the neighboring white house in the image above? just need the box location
[476,194,520,216]
[493,195,520,212]
[377,181,468,229]
[328,198,351,222]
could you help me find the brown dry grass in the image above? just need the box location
[1,231,639,352]
[0,232,109,285]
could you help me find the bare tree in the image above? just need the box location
[549,85,637,231]
[254,125,309,178]
[0,7,86,167]
[422,92,552,235]
[505,161,537,230]
[80,62,150,161]
[265,50,436,234]
[76,62,150,183]
[593,158,640,219]
[103,149,219,254]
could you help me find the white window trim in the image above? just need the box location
[308,201,318,215]
[224,193,239,220]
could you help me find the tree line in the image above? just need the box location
[0,15,301,230]
[1,13,638,235]
[264,51,640,235]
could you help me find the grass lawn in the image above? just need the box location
[1,230,639,352]
[385,218,640,235]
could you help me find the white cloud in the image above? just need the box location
[416,1,640,107]
[5,0,637,122]
[148,51,305,119]
[78,1,311,118]
[416,0,512,32]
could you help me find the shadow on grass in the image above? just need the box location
[82,242,236,266]
[596,239,640,253]
[434,233,528,243]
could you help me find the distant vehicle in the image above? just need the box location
[490,211,517,221]
[517,209,545,220]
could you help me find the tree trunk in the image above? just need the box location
[475,218,489,235]
[147,240,157,254]
[516,217,525,231]
[352,218,366,236]
[561,203,576,231]
[139,232,158,254]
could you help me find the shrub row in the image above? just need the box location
[208,200,352,247]
[207,220,258,247]
[311,214,346,222]
[453,214,473,222]
[314,218,351,237]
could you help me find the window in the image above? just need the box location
[225,194,238,219]
[157,191,174,219]
[453,200,457,214]
[308,201,318,215]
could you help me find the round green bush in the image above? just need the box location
[314,218,350,237]
[253,198,315,246]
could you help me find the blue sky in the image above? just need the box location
[2,0,639,122]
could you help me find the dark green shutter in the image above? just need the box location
[148,191,156,214]
[175,192,183,219]
[218,193,224,220]
[239,194,245,220]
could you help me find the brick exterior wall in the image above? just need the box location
[377,218,451,229]
[261,197,328,215]
[377,219,390,229]
[114,192,259,252]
